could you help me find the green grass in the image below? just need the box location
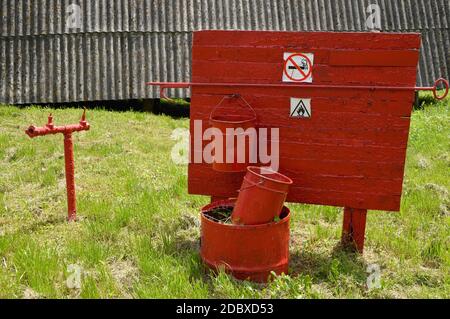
[0,94,448,299]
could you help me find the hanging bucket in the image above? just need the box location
[209,94,257,172]
[231,166,293,225]
[200,199,290,283]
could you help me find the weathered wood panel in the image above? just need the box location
[188,30,420,211]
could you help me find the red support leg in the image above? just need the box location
[64,133,77,221]
[341,207,367,253]
[211,196,228,203]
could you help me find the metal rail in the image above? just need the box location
[146,77,449,103]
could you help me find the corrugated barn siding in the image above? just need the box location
[0,32,191,103]
[2,0,449,34]
[1,0,449,104]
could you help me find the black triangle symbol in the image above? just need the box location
[291,100,310,117]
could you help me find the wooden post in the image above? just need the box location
[341,207,367,253]
[210,196,227,203]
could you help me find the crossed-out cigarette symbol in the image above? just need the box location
[284,53,312,82]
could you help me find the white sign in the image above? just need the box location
[282,52,314,83]
[290,98,311,118]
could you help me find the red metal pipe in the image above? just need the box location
[148,81,434,90]
[25,110,90,221]
[63,133,76,221]
[25,111,89,138]
[146,77,449,102]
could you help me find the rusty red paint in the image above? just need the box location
[201,199,290,282]
[25,110,90,221]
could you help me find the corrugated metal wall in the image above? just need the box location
[1,0,449,104]
[0,32,191,103]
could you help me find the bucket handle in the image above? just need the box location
[209,94,257,122]
[238,176,288,195]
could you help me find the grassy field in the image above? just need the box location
[0,95,448,299]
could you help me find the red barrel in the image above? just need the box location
[200,199,290,283]
[209,95,257,172]
[231,166,293,225]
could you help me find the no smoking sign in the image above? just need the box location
[282,52,314,83]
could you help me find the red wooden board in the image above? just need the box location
[188,31,421,211]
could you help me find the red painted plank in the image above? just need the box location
[189,157,405,180]
[289,175,403,195]
[190,126,410,149]
[195,127,410,156]
[188,163,403,195]
[286,189,400,211]
[191,86,416,102]
[193,106,412,131]
[281,159,405,179]
[277,143,406,162]
[188,167,401,211]
[329,50,420,66]
[190,142,407,166]
[192,61,418,86]
[193,31,421,51]
[193,46,295,64]
[192,94,413,117]
[193,46,419,67]
[190,129,410,153]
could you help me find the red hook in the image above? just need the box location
[432,78,449,100]
[159,83,190,103]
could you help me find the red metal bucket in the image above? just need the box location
[200,199,290,283]
[209,94,257,172]
[231,166,293,225]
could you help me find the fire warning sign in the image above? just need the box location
[290,98,311,118]
[282,52,314,83]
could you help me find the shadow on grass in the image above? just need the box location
[174,229,369,290]
[16,98,190,118]
[414,94,438,110]
[414,90,447,111]
[157,99,190,118]
[289,243,368,284]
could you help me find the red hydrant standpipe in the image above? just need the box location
[25,110,90,222]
